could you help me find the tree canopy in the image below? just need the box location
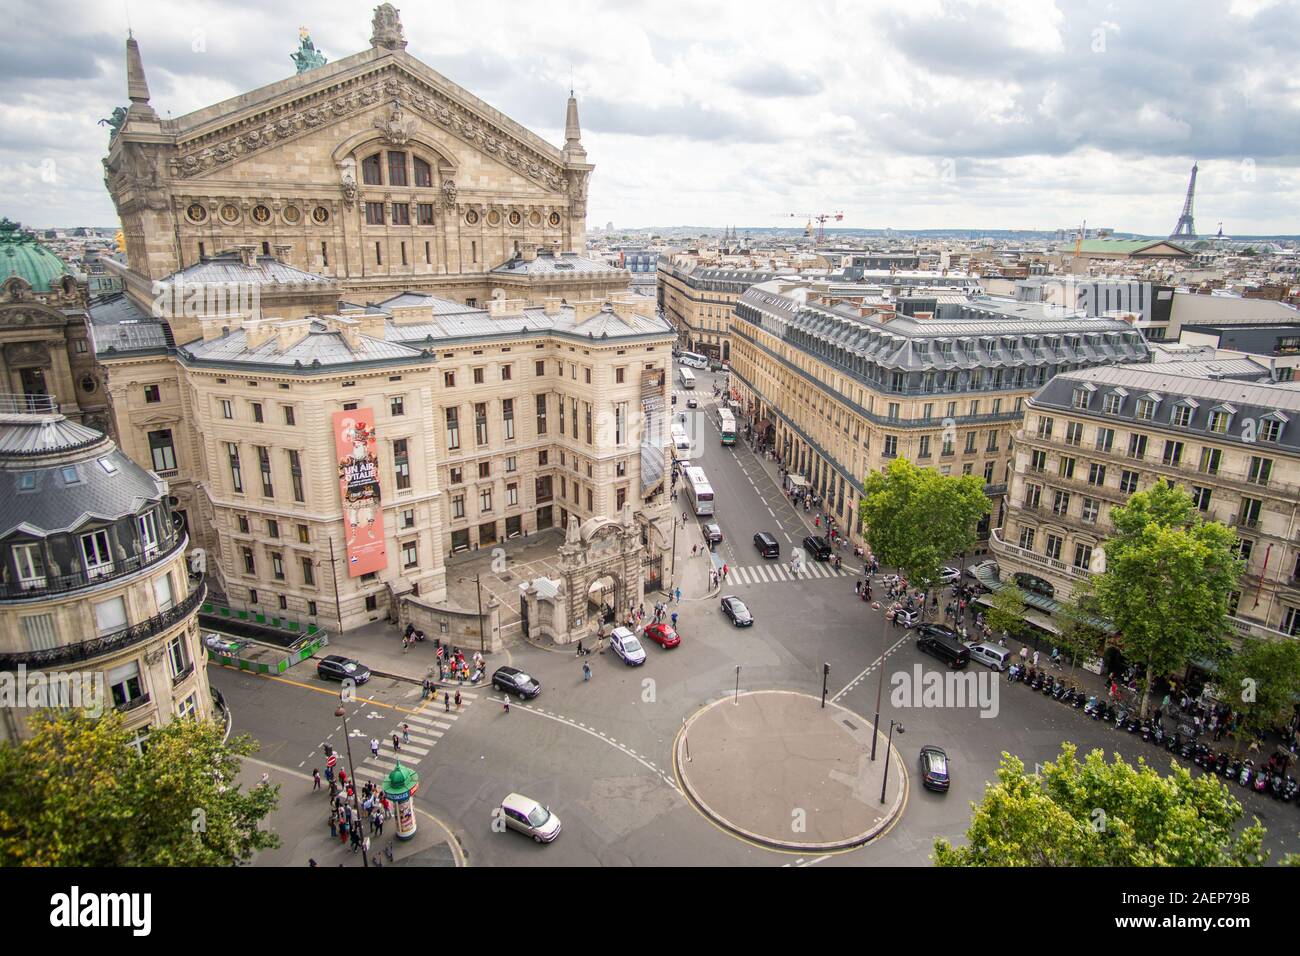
[984,584,1028,642]
[1087,482,1240,715]
[859,457,990,592]
[933,744,1269,867]
[1217,637,1300,739]
[0,709,279,866]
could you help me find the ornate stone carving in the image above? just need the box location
[374,100,416,146]
[370,3,407,51]
[441,178,457,208]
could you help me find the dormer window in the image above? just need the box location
[1071,383,1095,409]
[1136,397,1158,421]
[1103,390,1126,415]
[1171,403,1194,428]
[1259,414,1286,443]
[1208,408,1233,434]
[12,542,44,590]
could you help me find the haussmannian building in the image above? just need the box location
[729,279,1151,548]
[0,395,209,744]
[991,362,1300,642]
[656,258,786,362]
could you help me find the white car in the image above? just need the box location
[498,792,561,843]
[609,626,647,666]
[939,567,961,584]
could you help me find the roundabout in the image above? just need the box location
[674,689,908,852]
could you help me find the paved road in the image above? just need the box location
[214,363,1300,866]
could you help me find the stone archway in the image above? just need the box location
[552,505,645,643]
[586,573,619,626]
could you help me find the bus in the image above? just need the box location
[670,423,694,464]
[678,368,696,390]
[718,408,736,446]
[683,465,715,516]
[678,351,709,370]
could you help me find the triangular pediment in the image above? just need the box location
[165,50,569,195]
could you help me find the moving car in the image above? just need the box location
[704,522,723,544]
[686,397,698,409]
[939,566,961,584]
[492,665,542,698]
[609,626,647,665]
[892,607,923,628]
[721,595,753,627]
[802,535,832,561]
[915,624,970,669]
[643,623,681,648]
[918,746,950,792]
[753,531,780,559]
[968,642,1012,671]
[317,654,371,684]
[498,792,562,843]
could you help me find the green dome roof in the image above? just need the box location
[0,218,71,293]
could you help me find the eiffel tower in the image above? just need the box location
[1171,162,1198,238]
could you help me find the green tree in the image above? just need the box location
[933,744,1268,867]
[1217,637,1300,741]
[0,709,279,866]
[1054,593,1110,675]
[984,584,1028,642]
[859,457,990,593]
[1089,482,1240,716]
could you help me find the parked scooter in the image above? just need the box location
[1084,695,1099,717]
[1152,723,1165,746]
[1239,760,1254,787]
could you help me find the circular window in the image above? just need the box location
[186,203,207,224]
[219,203,240,224]
[80,374,97,394]
[282,205,301,224]
[548,211,562,227]
[465,209,479,225]
[312,205,330,224]
[528,211,542,227]
[487,210,501,227]
[508,210,521,226]
[252,204,271,224]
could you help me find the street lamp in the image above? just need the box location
[870,608,887,761]
[334,703,369,867]
[879,719,904,804]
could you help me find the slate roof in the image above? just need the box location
[490,251,625,277]
[87,293,171,354]
[160,253,334,287]
[0,416,165,539]
[1029,364,1300,456]
[181,320,422,368]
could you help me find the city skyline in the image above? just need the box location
[2,0,1298,235]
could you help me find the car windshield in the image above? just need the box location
[342,661,358,672]
[624,638,642,653]
[731,601,749,615]
[926,753,948,774]
[514,673,533,685]
[526,805,550,827]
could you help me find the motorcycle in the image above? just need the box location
[1006,663,1020,683]
[1083,695,1098,717]
[1239,760,1254,787]
[1253,770,1270,794]
[1152,723,1165,746]
[1283,776,1298,803]
[1269,773,1285,799]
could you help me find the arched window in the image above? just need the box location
[387,151,408,187]
[361,154,383,185]
[413,156,432,188]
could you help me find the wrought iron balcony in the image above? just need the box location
[0,576,205,671]
[0,534,187,601]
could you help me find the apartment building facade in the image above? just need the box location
[992,364,1300,641]
[729,280,1150,548]
[656,258,783,362]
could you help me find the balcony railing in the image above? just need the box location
[114,692,152,714]
[0,534,187,600]
[989,528,1092,581]
[0,576,206,671]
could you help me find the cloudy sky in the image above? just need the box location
[3,0,1299,234]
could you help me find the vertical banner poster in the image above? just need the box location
[333,409,388,577]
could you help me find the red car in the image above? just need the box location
[642,623,681,648]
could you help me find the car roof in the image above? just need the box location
[920,745,947,757]
[755,531,776,541]
[494,665,521,676]
[501,792,542,814]
[611,626,635,638]
[323,655,349,664]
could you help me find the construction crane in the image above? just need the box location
[783,212,844,243]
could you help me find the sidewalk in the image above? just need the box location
[325,620,486,688]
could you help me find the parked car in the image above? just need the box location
[893,607,923,628]
[498,792,562,843]
[609,626,647,665]
[317,654,371,684]
[918,746,950,792]
[492,665,542,698]
[721,595,753,627]
[753,531,780,559]
[968,642,1012,671]
[704,522,723,544]
[915,625,970,669]
[802,535,832,561]
[643,623,681,649]
[939,566,961,584]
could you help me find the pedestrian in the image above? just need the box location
[313,768,321,790]
[374,810,384,836]
[370,737,379,758]
[674,586,682,604]
[455,690,462,709]
[401,635,409,653]
[339,768,347,789]
[682,512,688,528]
[583,661,592,682]
[671,611,678,628]
[329,811,337,838]
[854,580,861,596]
[402,723,410,744]
[392,733,400,753]
[722,563,729,580]
[444,692,451,713]
[503,697,510,714]
[1032,650,1040,668]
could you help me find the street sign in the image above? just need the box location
[326,754,337,769]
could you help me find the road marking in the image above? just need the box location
[767,507,774,516]
[213,664,425,714]
[831,633,913,703]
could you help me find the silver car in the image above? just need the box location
[498,792,562,843]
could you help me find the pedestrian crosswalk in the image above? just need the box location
[353,688,479,785]
[725,561,859,586]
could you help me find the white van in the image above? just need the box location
[968,642,1013,671]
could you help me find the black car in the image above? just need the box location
[492,665,541,699]
[317,654,371,684]
[721,595,753,627]
[753,531,780,559]
[919,746,950,792]
[802,535,832,561]
[915,624,970,669]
